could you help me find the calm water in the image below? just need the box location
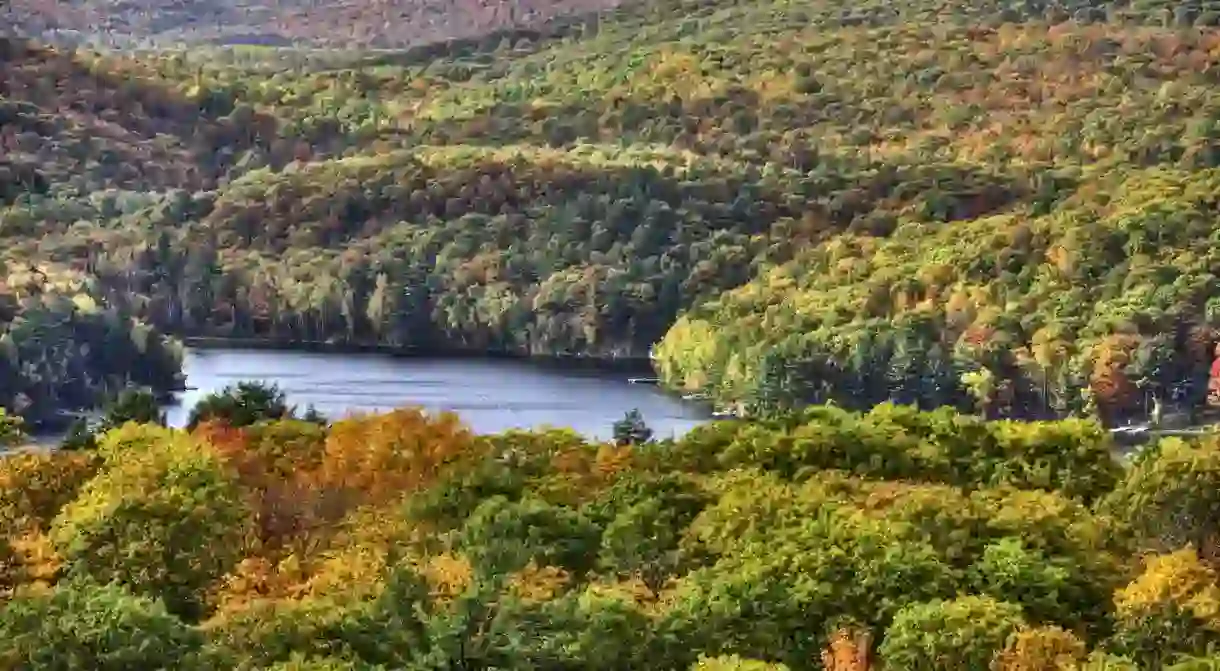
[163,348,709,441]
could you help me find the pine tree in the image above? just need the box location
[612,409,653,446]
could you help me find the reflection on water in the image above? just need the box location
[164,348,709,441]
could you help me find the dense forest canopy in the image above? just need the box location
[7,0,1220,423]
[2,402,1220,668]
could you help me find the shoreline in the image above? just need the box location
[16,339,668,443]
[180,336,659,373]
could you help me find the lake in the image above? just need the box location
[163,347,710,441]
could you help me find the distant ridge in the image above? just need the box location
[1,0,626,48]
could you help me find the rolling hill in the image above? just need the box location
[5,0,1220,424]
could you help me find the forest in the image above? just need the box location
[9,0,1220,661]
[10,0,1220,423]
[2,395,1220,669]
[0,262,182,429]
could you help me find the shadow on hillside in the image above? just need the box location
[0,38,281,191]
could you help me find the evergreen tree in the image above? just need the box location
[102,388,166,429]
[612,409,653,446]
[60,418,98,451]
[187,381,292,429]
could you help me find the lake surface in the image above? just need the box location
[163,347,710,441]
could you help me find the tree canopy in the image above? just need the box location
[0,400,1215,668]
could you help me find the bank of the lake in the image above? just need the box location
[163,347,710,441]
[181,336,656,370]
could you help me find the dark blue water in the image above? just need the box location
[163,348,709,441]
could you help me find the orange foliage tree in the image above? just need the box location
[202,409,480,614]
[821,629,872,671]
[196,419,331,557]
[314,408,478,509]
[1089,335,1140,422]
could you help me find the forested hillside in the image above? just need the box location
[7,0,1220,422]
[3,401,1220,669]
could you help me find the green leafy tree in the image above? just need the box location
[878,596,1026,670]
[664,510,957,669]
[1128,334,1179,424]
[966,538,1077,627]
[101,388,166,428]
[263,655,387,671]
[203,598,360,670]
[300,405,328,425]
[1168,657,1220,671]
[586,472,709,594]
[1102,436,1220,555]
[203,564,431,671]
[61,388,167,452]
[690,655,790,671]
[742,353,801,417]
[458,496,601,577]
[416,576,654,671]
[598,497,690,595]
[59,418,97,451]
[406,456,530,532]
[0,579,206,670]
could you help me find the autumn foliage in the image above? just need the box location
[3,0,1220,664]
[8,0,1220,431]
[0,401,1218,667]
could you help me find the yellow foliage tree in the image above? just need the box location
[1116,548,1220,627]
[0,452,99,534]
[210,555,315,615]
[507,560,572,604]
[1112,548,1220,666]
[821,628,873,671]
[4,531,63,594]
[51,424,251,620]
[991,626,1088,671]
[418,552,473,601]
